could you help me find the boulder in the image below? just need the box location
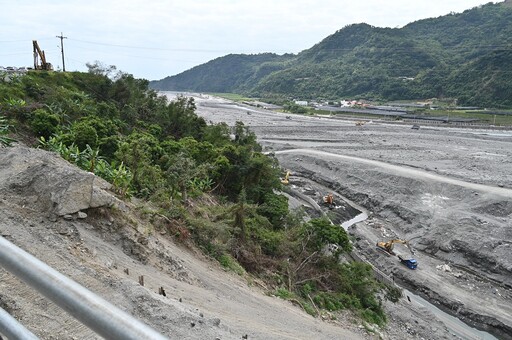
[0,146,114,216]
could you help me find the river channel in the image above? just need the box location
[337,194,498,340]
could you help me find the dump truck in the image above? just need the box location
[377,239,418,269]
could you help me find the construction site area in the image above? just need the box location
[1,90,511,339]
[181,92,512,339]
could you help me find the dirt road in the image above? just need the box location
[275,149,512,197]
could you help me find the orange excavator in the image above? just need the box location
[377,239,418,269]
[322,193,336,209]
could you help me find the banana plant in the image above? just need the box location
[0,116,15,147]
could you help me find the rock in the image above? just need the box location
[439,243,452,252]
[90,186,113,209]
[77,211,87,219]
[0,146,114,217]
[63,215,74,221]
[137,236,149,245]
[436,264,452,272]
[56,225,73,236]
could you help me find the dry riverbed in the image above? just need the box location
[179,92,512,340]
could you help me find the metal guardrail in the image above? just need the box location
[0,236,168,340]
[0,307,38,340]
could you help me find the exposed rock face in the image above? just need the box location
[0,146,113,216]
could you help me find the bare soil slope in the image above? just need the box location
[0,146,367,339]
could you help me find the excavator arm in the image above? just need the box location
[377,239,418,269]
[33,40,53,71]
[376,239,408,254]
[281,170,290,185]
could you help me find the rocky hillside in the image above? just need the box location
[151,1,512,107]
[0,146,367,339]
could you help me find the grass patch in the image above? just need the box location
[218,253,246,276]
[316,108,512,125]
[426,110,512,125]
[208,93,253,102]
[274,287,294,299]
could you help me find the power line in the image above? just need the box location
[0,38,54,43]
[56,33,68,72]
[68,38,278,54]
[70,45,206,63]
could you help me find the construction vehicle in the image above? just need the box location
[33,40,53,71]
[322,193,336,209]
[281,170,290,185]
[377,239,418,269]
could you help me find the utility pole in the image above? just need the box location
[56,32,67,72]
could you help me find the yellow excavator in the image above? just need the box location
[33,40,53,71]
[377,239,418,269]
[281,170,290,185]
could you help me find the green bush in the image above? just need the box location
[71,121,98,149]
[30,109,60,138]
[249,222,284,256]
[305,217,352,253]
[218,253,245,276]
[257,193,289,229]
[275,288,294,299]
[361,308,386,326]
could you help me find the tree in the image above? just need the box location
[86,61,121,80]
[115,132,164,196]
[165,152,211,203]
[232,189,248,243]
[306,217,352,253]
[30,109,60,139]
[257,193,289,229]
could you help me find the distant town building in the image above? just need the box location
[294,100,308,106]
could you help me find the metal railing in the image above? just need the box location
[0,236,168,340]
[0,307,38,340]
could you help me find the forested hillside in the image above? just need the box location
[151,1,512,107]
[1,67,395,327]
[151,53,293,93]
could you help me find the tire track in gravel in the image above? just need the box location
[274,148,512,198]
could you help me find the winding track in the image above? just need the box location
[275,148,512,198]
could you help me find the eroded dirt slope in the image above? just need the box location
[0,146,367,340]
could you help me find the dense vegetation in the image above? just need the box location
[151,1,512,107]
[0,67,396,326]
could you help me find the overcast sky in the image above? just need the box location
[0,0,497,80]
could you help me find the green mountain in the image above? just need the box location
[150,1,512,107]
[151,53,293,93]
